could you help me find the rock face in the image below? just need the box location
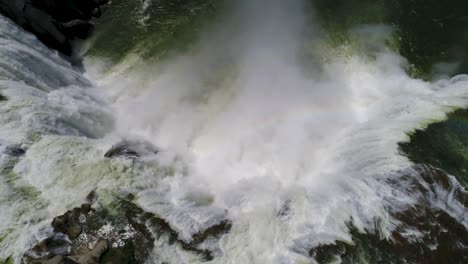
[0,0,108,59]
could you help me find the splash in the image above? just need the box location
[0,0,468,263]
[87,0,468,262]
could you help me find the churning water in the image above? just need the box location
[1,0,468,263]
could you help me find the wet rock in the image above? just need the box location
[25,199,154,264]
[67,224,82,240]
[51,208,87,239]
[99,241,136,264]
[104,145,140,159]
[4,146,26,157]
[25,195,231,263]
[41,255,64,264]
[67,240,109,264]
[0,0,109,59]
[81,203,92,215]
[104,140,159,159]
[51,215,68,234]
[25,234,71,262]
[190,220,232,246]
[86,191,98,204]
[121,199,231,261]
[61,19,95,40]
[0,94,6,101]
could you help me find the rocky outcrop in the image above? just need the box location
[24,191,233,263]
[23,193,154,264]
[0,0,108,59]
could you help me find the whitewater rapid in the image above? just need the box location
[1,0,468,263]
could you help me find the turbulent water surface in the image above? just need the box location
[1,0,468,263]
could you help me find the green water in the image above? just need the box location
[400,109,468,188]
[314,0,468,79]
[89,0,468,79]
[89,0,220,62]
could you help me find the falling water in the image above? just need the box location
[1,0,468,263]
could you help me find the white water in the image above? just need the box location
[1,0,468,263]
[87,0,468,262]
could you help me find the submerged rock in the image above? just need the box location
[0,0,108,60]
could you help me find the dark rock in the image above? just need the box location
[51,215,68,234]
[81,203,92,215]
[51,209,83,239]
[25,200,154,264]
[0,94,6,101]
[67,240,109,264]
[121,199,231,261]
[190,220,232,246]
[25,196,230,263]
[41,255,64,264]
[86,190,98,203]
[104,141,159,159]
[61,19,94,39]
[25,234,71,261]
[4,146,26,157]
[62,257,79,264]
[104,145,140,159]
[99,241,136,264]
[67,224,82,240]
[0,0,108,59]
